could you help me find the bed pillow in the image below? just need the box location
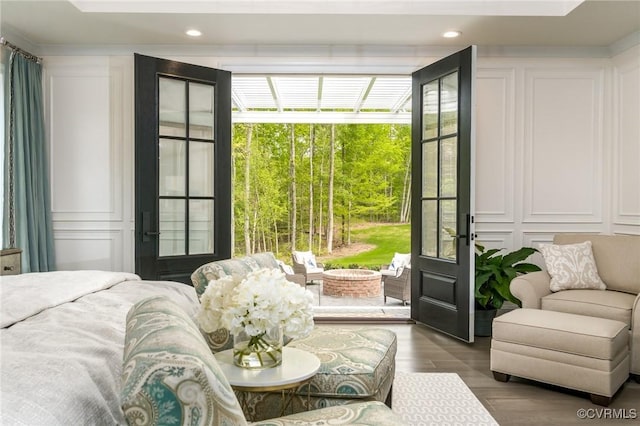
[539,241,606,292]
[121,296,247,426]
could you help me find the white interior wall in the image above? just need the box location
[43,46,640,272]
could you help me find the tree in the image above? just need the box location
[327,124,335,253]
[244,124,253,254]
[289,124,297,252]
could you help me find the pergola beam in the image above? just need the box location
[354,77,376,112]
[316,76,324,111]
[266,76,283,112]
[391,86,412,113]
[231,90,246,112]
[233,110,410,124]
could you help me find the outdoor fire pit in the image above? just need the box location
[322,269,382,297]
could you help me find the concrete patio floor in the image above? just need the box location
[306,281,411,320]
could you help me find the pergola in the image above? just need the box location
[231,75,412,124]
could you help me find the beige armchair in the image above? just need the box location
[291,250,324,284]
[510,234,640,378]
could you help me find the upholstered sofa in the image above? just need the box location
[510,234,640,377]
[191,253,397,421]
[121,296,404,425]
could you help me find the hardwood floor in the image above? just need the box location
[322,323,640,425]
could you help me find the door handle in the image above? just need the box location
[142,211,160,242]
[454,215,472,246]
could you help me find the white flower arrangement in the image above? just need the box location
[196,267,315,340]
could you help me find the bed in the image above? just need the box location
[0,271,199,425]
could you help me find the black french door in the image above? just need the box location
[135,54,232,283]
[410,46,476,342]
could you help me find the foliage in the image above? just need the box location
[232,123,411,257]
[475,244,541,310]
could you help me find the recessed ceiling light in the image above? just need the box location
[186,29,202,37]
[443,31,461,38]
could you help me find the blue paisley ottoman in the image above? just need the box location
[191,254,398,422]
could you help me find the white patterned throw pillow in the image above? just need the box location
[539,241,606,292]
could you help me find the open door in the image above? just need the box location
[135,54,232,283]
[410,46,476,342]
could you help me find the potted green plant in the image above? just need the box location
[474,243,541,336]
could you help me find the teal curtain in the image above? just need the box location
[3,52,55,272]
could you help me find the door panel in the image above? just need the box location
[135,54,231,284]
[411,46,476,342]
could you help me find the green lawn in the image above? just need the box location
[324,223,410,269]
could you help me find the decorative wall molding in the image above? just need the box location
[475,67,516,223]
[46,58,124,222]
[612,48,640,227]
[53,229,124,271]
[522,67,605,223]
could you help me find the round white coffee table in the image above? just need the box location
[214,347,320,420]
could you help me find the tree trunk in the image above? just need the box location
[318,155,324,254]
[244,124,253,254]
[289,124,297,252]
[273,220,279,256]
[230,134,236,257]
[251,206,259,254]
[400,154,411,223]
[308,125,314,250]
[327,124,335,253]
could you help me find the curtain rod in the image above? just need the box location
[1,37,42,64]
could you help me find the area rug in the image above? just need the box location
[392,372,498,425]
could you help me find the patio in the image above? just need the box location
[306,281,411,321]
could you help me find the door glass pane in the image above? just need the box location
[440,72,458,136]
[159,77,186,137]
[422,141,437,198]
[440,136,457,197]
[189,142,215,197]
[189,200,214,254]
[421,200,437,257]
[159,139,186,196]
[189,82,214,139]
[440,200,457,261]
[159,199,185,256]
[422,81,438,140]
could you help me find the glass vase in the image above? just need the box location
[232,326,283,369]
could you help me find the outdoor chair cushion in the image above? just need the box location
[293,251,319,269]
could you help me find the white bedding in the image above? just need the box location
[0,271,199,425]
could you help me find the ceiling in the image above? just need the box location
[2,1,639,52]
[2,1,638,123]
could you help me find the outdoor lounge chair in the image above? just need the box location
[277,259,307,287]
[292,250,324,284]
[381,253,411,305]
